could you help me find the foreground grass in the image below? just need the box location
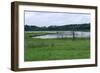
[24,32,90,61]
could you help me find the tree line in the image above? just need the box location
[24,23,90,31]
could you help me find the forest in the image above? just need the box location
[24,23,90,31]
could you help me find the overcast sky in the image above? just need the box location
[25,11,90,27]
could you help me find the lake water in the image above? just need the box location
[32,31,90,39]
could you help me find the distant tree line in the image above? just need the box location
[24,23,90,31]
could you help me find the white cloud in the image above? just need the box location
[25,11,90,27]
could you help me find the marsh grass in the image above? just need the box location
[24,32,90,61]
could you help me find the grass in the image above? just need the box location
[24,31,90,61]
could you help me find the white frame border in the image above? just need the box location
[18,5,96,68]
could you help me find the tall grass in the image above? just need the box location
[24,32,90,61]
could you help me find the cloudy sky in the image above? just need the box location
[24,11,90,27]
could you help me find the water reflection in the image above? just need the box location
[32,31,90,39]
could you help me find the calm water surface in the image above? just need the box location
[32,31,90,39]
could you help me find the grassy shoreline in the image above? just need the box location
[24,32,90,61]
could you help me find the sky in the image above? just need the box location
[24,11,90,27]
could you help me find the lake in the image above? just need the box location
[32,31,90,39]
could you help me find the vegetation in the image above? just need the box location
[24,32,90,61]
[24,23,90,31]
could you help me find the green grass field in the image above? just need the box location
[24,31,90,61]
